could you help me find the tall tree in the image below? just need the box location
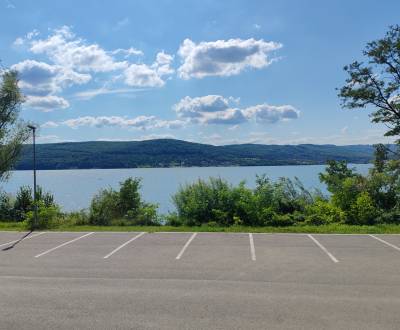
[373,143,388,173]
[0,70,29,182]
[339,25,400,143]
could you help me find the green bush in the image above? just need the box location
[172,178,237,226]
[0,191,15,221]
[305,200,345,225]
[88,177,158,225]
[347,191,378,225]
[172,176,315,227]
[164,212,183,226]
[89,188,120,225]
[376,209,400,224]
[12,186,58,222]
[266,213,296,227]
[24,201,61,229]
[64,211,90,226]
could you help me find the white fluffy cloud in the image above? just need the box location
[200,108,247,125]
[173,95,299,125]
[243,104,300,123]
[12,26,176,109]
[11,59,90,111]
[124,51,174,87]
[12,59,90,96]
[178,38,282,79]
[60,115,185,130]
[124,64,165,87]
[29,26,127,72]
[174,95,230,118]
[25,95,70,111]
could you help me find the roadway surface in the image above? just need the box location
[0,231,399,329]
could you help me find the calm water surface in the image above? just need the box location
[1,165,371,214]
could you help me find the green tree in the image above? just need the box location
[338,25,400,143]
[348,191,378,225]
[319,160,356,194]
[88,177,158,226]
[0,71,29,181]
[119,177,141,216]
[373,144,388,173]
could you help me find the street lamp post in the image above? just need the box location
[27,125,37,230]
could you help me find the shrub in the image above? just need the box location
[64,211,90,226]
[0,191,15,221]
[376,209,400,224]
[265,213,295,227]
[164,212,183,226]
[14,186,33,220]
[125,204,160,226]
[347,191,378,225]
[305,200,345,225]
[89,188,120,225]
[258,207,276,226]
[13,186,58,221]
[88,177,158,225]
[172,178,236,226]
[24,201,61,229]
[172,176,316,227]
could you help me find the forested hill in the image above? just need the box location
[14,139,380,170]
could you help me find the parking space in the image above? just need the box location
[1,231,399,283]
[312,234,400,285]
[1,231,400,329]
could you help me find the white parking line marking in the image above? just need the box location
[35,232,94,258]
[176,233,197,260]
[249,233,256,261]
[103,232,145,259]
[308,234,339,263]
[0,231,46,248]
[370,235,400,251]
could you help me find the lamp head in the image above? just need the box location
[27,125,36,130]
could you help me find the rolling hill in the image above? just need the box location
[14,139,380,170]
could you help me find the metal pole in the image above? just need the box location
[28,125,38,229]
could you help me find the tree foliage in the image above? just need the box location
[339,25,400,142]
[89,177,159,226]
[0,70,29,181]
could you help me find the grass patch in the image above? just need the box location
[43,223,400,234]
[1,222,400,234]
[0,222,25,231]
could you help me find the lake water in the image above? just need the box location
[1,165,371,214]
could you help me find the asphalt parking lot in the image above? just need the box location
[0,231,400,330]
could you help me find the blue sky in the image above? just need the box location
[1,0,399,145]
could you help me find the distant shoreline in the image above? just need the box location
[15,139,381,171]
[12,162,373,172]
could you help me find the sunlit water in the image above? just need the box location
[1,164,371,214]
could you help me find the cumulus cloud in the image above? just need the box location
[29,26,128,72]
[173,95,299,125]
[12,59,91,96]
[200,108,247,125]
[124,51,174,87]
[178,38,282,79]
[25,95,70,111]
[174,95,230,118]
[124,64,165,87]
[12,26,175,107]
[60,115,185,130]
[243,104,300,123]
